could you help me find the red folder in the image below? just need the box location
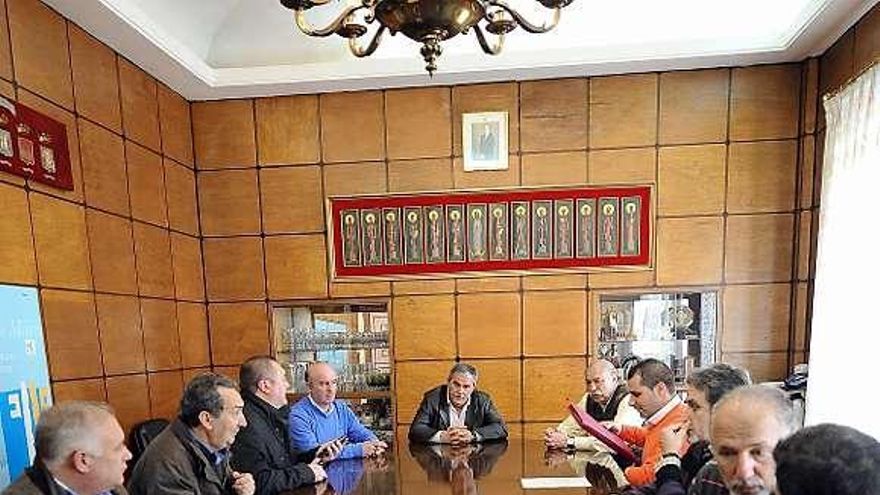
[567,403,638,464]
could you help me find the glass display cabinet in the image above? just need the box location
[594,291,717,386]
[272,301,393,441]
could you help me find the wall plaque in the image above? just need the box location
[0,96,73,190]
[329,185,652,281]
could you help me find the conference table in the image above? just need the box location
[284,439,630,495]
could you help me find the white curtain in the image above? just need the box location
[805,64,880,438]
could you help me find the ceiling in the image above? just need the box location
[43,0,877,100]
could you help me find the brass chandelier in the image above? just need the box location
[279,0,575,75]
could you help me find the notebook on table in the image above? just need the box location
[566,403,638,464]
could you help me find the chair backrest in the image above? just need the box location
[129,418,170,467]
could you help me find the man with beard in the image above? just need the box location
[709,385,799,495]
[606,359,690,486]
[545,359,641,451]
[636,363,751,495]
[408,363,507,444]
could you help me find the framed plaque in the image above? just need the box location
[382,208,403,265]
[425,205,446,264]
[598,198,620,257]
[328,185,652,280]
[577,198,597,259]
[488,203,509,261]
[466,204,488,262]
[403,207,424,264]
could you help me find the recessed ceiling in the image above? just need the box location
[43,0,876,100]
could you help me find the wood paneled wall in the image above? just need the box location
[2,0,877,440]
[191,64,820,436]
[0,0,205,436]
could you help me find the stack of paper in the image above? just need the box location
[520,477,592,489]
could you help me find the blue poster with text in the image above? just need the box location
[0,285,52,489]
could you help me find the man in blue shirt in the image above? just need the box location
[289,362,387,459]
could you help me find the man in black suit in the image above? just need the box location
[408,363,507,444]
[231,356,343,495]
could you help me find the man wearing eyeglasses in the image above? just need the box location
[127,373,255,495]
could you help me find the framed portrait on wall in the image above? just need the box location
[462,111,508,171]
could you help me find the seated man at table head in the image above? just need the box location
[709,384,799,495]
[289,361,387,460]
[605,358,689,486]
[773,423,880,495]
[545,359,641,451]
[408,363,507,445]
[651,363,751,494]
[233,356,346,495]
[126,373,255,495]
[2,401,131,495]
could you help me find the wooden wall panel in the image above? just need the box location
[0,8,200,435]
[10,0,868,431]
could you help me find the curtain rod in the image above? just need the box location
[822,55,880,101]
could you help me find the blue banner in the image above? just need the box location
[0,285,52,489]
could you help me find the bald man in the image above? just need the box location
[708,385,799,495]
[288,362,387,460]
[545,359,641,450]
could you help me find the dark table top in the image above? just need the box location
[285,439,628,495]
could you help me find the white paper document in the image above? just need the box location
[520,477,592,489]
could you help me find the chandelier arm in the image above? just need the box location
[298,0,336,8]
[473,25,503,55]
[348,24,386,57]
[482,1,560,33]
[294,5,368,37]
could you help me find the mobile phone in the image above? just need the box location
[316,436,348,465]
[317,436,348,456]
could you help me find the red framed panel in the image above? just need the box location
[329,185,652,280]
[0,96,73,190]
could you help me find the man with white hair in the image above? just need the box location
[544,359,641,450]
[709,385,799,495]
[3,401,132,495]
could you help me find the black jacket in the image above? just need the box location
[625,440,717,495]
[3,460,127,495]
[408,385,507,443]
[230,391,316,495]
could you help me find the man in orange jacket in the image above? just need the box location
[607,358,690,487]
